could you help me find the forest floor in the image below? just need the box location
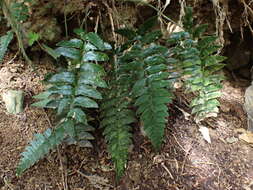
[0,52,253,190]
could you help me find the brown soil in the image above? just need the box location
[0,53,253,190]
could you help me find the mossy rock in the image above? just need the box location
[2,90,24,114]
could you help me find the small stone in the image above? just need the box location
[244,83,253,131]
[2,90,24,114]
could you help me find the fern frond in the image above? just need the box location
[167,6,225,122]
[115,23,173,151]
[16,123,65,176]
[64,123,95,148]
[183,54,224,122]
[100,88,135,180]
[134,86,172,149]
[17,30,110,176]
[117,36,173,151]
[0,31,13,64]
[131,45,173,150]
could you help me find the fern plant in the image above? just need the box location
[16,7,226,181]
[17,29,111,176]
[131,44,174,150]
[167,7,225,122]
[100,81,136,180]
[100,17,175,180]
[17,125,65,175]
[116,41,174,150]
[117,19,174,150]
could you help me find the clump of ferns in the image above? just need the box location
[167,7,226,122]
[16,7,226,181]
[16,29,111,175]
[100,17,175,179]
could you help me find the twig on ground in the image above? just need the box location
[6,51,19,65]
[76,170,114,188]
[103,2,117,44]
[180,148,191,175]
[172,134,186,153]
[43,109,68,190]
[161,162,174,179]
[94,15,100,33]
[57,148,68,190]
[165,158,200,170]
[3,176,15,190]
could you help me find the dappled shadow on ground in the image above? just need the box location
[118,113,253,190]
[118,80,253,190]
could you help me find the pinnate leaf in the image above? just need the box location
[0,31,13,64]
